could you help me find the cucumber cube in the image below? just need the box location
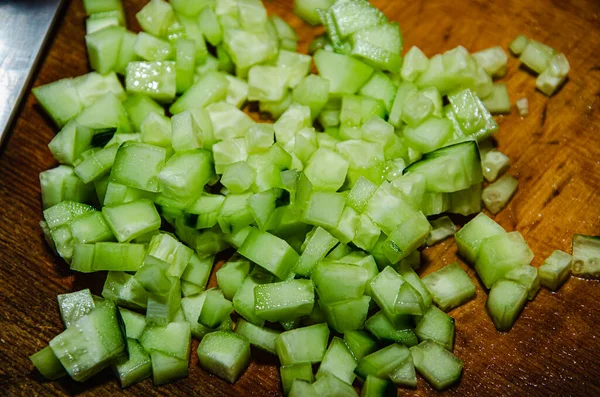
[321,295,371,333]
[343,331,378,361]
[118,307,146,340]
[112,338,152,388]
[486,280,528,331]
[504,265,540,299]
[146,277,181,325]
[475,231,534,289]
[102,199,161,242]
[85,25,125,74]
[302,191,345,229]
[539,250,572,291]
[136,0,175,37]
[410,340,463,390]
[312,263,368,304]
[482,174,519,214]
[199,289,233,328]
[388,355,417,388]
[123,94,165,131]
[170,71,229,114]
[238,228,299,280]
[382,211,431,264]
[415,306,455,351]
[422,262,476,311]
[29,346,67,380]
[216,258,251,300]
[356,344,411,379]
[313,372,359,397]
[140,322,192,384]
[150,351,189,385]
[158,149,214,204]
[235,319,280,355]
[110,142,166,192]
[233,271,273,327]
[362,375,397,397]
[365,311,418,347]
[454,212,506,264]
[316,337,357,385]
[125,61,177,102]
[101,271,148,311]
[314,50,374,96]
[57,289,95,328]
[369,266,405,326]
[254,279,314,322]
[49,300,126,382]
[181,254,213,291]
[276,323,330,366]
[281,363,314,396]
[571,235,600,279]
[197,331,251,383]
[133,32,173,61]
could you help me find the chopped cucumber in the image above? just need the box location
[410,340,463,390]
[539,250,572,290]
[571,235,600,279]
[486,280,528,331]
[422,262,476,311]
[197,331,251,383]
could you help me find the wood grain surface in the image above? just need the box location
[1,0,599,396]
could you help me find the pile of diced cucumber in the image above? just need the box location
[28,0,597,394]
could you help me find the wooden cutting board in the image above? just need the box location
[1,0,599,395]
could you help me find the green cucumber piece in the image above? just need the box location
[539,250,572,291]
[486,280,528,331]
[414,306,455,351]
[254,279,314,322]
[365,311,417,347]
[238,228,299,280]
[146,277,181,325]
[235,319,280,355]
[276,323,330,366]
[312,262,368,304]
[216,258,251,300]
[199,289,233,328]
[118,307,146,340]
[422,262,476,311]
[112,338,152,388]
[320,295,371,333]
[85,25,126,74]
[313,373,358,397]
[57,289,95,328]
[29,346,67,381]
[356,343,411,380]
[49,300,126,382]
[482,174,518,214]
[197,331,251,383]
[149,351,189,386]
[454,213,506,264]
[362,374,397,396]
[101,271,148,310]
[314,49,374,96]
[316,336,356,385]
[410,340,463,390]
[170,71,229,114]
[125,61,177,102]
[281,363,314,396]
[136,0,175,37]
[102,199,161,242]
[571,235,600,279]
[509,35,529,56]
[475,231,534,289]
[388,354,417,388]
[343,331,377,361]
[504,265,540,300]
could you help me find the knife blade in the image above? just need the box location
[0,0,65,148]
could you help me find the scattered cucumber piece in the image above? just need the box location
[539,250,572,290]
[197,331,251,383]
[486,280,528,331]
[571,235,600,279]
